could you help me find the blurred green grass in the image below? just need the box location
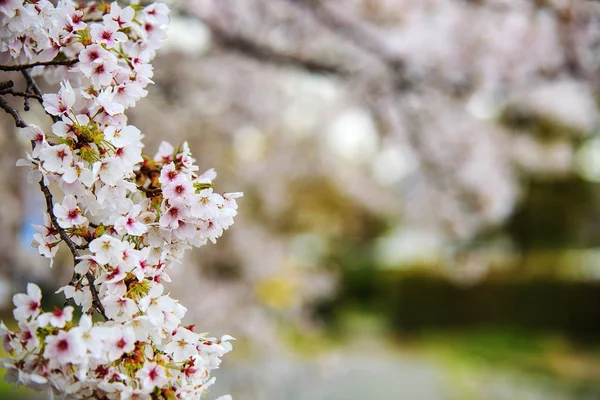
[417,328,600,399]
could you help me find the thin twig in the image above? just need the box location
[38,183,80,263]
[0,58,78,71]
[21,70,60,123]
[86,272,107,318]
[0,96,27,128]
[0,88,43,101]
[0,80,14,91]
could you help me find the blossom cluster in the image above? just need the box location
[1,1,240,398]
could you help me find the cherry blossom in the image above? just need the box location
[38,306,74,328]
[2,1,239,399]
[43,329,86,365]
[54,195,87,228]
[12,283,42,322]
[41,81,75,116]
[39,143,73,173]
[90,21,127,49]
[136,362,168,393]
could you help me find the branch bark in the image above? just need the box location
[0,58,78,72]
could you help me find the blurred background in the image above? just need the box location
[3,0,600,398]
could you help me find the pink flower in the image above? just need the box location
[113,81,147,108]
[39,143,73,173]
[162,179,194,201]
[89,235,125,265]
[189,189,224,220]
[79,43,112,67]
[85,56,119,88]
[114,145,143,170]
[92,158,127,186]
[52,114,87,141]
[38,306,74,328]
[96,87,125,116]
[20,125,46,157]
[159,198,188,229]
[62,162,95,188]
[0,0,21,18]
[103,3,135,29]
[164,327,199,362]
[136,362,168,393]
[12,283,42,322]
[54,195,87,228]
[159,162,180,185]
[43,329,86,365]
[31,233,58,265]
[144,3,170,26]
[114,205,147,236]
[105,326,136,361]
[102,295,138,322]
[154,141,174,163]
[42,81,75,116]
[90,21,127,49]
[104,125,141,148]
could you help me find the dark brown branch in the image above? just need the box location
[22,70,44,99]
[0,96,27,128]
[86,272,107,317]
[21,70,60,123]
[0,80,14,91]
[0,58,78,72]
[38,182,80,264]
[0,88,43,101]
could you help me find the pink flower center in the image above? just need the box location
[57,339,69,352]
[28,300,39,312]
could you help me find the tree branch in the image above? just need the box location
[0,96,27,128]
[186,10,349,76]
[21,70,60,123]
[283,0,411,89]
[86,272,107,318]
[0,88,43,102]
[0,58,78,72]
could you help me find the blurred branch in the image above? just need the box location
[283,0,411,89]
[184,10,350,76]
